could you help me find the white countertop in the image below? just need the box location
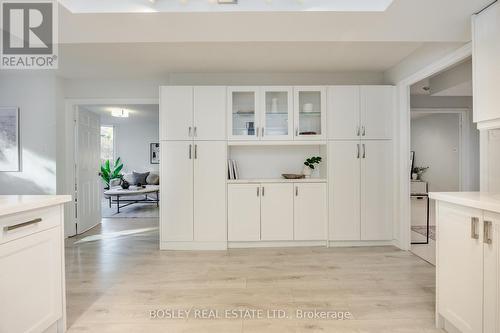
[429,192,500,213]
[0,195,72,217]
[227,178,327,184]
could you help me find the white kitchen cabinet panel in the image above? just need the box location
[228,87,260,141]
[437,203,484,333]
[260,183,294,241]
[361,141,392,240]
[194,86,226,140]
[294,86,327,140]
[294,183,327,240]
[228,184,261,241]
[0,227,62,333]
[260,87,293,141]
[483,211,500,333]
[360,86,394,140]
[329,141,361,240]
[473,2,500,123]
[160,86,193,141]
[161,141,194,241]
[194,141,227,242]
[327,86,360,140]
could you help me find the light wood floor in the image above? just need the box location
[65,218,443,333]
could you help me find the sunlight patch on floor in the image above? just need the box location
[74,227,158,244]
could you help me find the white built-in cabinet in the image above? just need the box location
[161,86,226,141]
[473,2,500,124]
[436,202,500,333]
[228,182,327,242]
[294,86,327,140]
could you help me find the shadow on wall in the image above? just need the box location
[0,149,56,194]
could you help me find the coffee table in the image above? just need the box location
[104,185,159,214]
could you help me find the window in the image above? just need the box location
[100,125,114,163]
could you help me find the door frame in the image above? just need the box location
[63,98,158,237]
[394,43,472,250]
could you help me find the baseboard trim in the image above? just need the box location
[160,241,227,250]
[328,240,393,247]
[228,240,327,248]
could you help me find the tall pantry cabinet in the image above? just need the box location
[160,86,227,250]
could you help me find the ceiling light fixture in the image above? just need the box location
[112,109,129,118]
[217,0,237,4]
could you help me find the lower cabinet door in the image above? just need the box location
[161,141,194,241]
[294,183,327,241]
[228,184,261,241]
[483,211,500,333]
[437,202,483,333]
[261,183,294,241]
[194,141,227,242]
[0,227,62,333]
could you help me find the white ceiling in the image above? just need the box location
[59,0,395,13]
[81,104,159,121]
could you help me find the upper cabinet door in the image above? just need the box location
[260,87,293,141]
[327,86,360,140]
[473,3,500,123]
[228,87,260,141]
[294,86,327,140]
[160,86,193,141]
[360,86,394,140]
[193,86,226,141]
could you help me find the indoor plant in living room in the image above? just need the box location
[99,157,124,190]
[303,156,322,178]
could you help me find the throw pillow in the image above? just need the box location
[133,171,150,186]
[123,173,135,185]
[146,173,160,185]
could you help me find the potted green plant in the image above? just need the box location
[99,157,124,189]
[303,156,322,178]
[412,166,429,181]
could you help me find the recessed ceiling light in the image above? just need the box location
[218,0,237,4]
[112,109,129,118]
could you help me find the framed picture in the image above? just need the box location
[0,107,20,172]
[150,143,160,164]
[410,151,415,179]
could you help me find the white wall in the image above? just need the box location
[411,95,472,109]
[0,72,59,194]
[99,111,160,174]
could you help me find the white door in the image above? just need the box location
[194,141,227,242]
[161,141,194,241]
[0,227,62,333]
[227,87,260,141]
[327,86,360,140]
[360,141,392,240]
[483,211,500,333]
[76,109,101,234]
[294,183,327,241]
[194,86,226,140]
[261,183,294,241]
[260,87,294,141]
[160,86,193,141]
[294,86,327,140]
[329,141,361,241]
[437,202,483,333]
[360,86,394,140]
[228,184,261,241]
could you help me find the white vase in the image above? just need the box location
[411,173,418,180]
[271,98,279,113]
[303,166,312,178]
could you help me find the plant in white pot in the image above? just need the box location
[303,156,322,178]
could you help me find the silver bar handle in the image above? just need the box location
[295,128,299,137]
[256,127,260,137]
[361,126,366,136]
[257,187,260,197]
[188,144,192,159]
[194,126,197,137]
[262,186,265,196]
[188,126,192,137]
[471,217,480,239]
[295,186,298,196]
[356,144,360,159]
[4,218,42,232]
[362,144,366,159]
[262,127,265,137]
[484,221,493,244]
[356,126,360,136]
[194,144,197,159]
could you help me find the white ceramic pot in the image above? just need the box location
[411,173,418,180]
[303,166,312,178]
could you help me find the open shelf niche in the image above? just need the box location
[227,144,327,182]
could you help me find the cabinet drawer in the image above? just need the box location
[0,206,62,244]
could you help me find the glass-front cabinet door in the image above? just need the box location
[260,87,293,140]
[293,86,326,140]
[228,87,260,140]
